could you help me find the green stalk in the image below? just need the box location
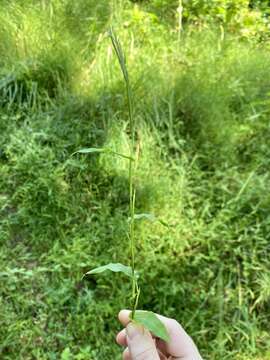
[109,28,139,319]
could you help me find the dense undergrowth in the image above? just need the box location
[0,1,270,359]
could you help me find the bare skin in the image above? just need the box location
[116,310,203,360]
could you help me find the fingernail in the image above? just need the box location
[126,323,139,340]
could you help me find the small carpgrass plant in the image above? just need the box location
[74,28,169,342]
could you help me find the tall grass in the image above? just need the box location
[0,1,270,359]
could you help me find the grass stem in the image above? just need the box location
[109,27,139,319]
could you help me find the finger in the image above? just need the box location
[123,347,131,360]
[126,322,160,360]
[116,328,128,347]
[118,309,131,327]
[154,316,202,359]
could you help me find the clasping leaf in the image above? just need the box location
[84,263,133,278]
[131,310,170,342]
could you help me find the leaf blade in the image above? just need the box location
[131,310,170,342]
[134,213,156,221]
[85,263,133,278]
[109,150,134,161]
[72,147,133,161]
[72,147,106,156]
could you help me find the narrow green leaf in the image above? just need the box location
[72,147,105,156]
[131,310,170,342]
[84,263,133,278]
[134,213,156,221]
[72,147,133,161]
[108,150,134,161]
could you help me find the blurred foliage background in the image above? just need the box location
[0,0,270,359]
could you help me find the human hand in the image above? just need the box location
[116,310,203,360]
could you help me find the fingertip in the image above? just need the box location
[116,329,127,347]
[118,309,131,326]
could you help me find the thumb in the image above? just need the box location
[126,323,160,360]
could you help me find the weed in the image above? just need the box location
[79,28,169,341]
[0,1,270,359]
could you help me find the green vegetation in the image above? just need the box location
[0,1,270,359]
[81,29,170,340]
